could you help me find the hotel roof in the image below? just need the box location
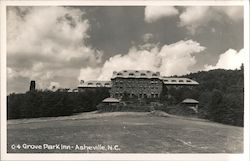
[161,77,199,85]
[78,80,112,88]
[78,70,199,87]
[111,70,160,79]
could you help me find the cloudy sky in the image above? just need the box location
[7,6,244,93]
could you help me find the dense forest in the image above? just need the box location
[7,68,244,126]
[7,88,110,119]
[191,68,244,126]
[160,67,244,126]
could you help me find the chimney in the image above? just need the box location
[30,80,36,91]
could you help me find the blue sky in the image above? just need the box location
[7,6,244,93]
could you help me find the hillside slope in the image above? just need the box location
[178,69,244,126]
[8,112,243,153]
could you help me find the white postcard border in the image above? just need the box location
[1,0,249,161]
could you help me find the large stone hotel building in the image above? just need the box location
[78,70,198,99]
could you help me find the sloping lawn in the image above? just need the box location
[7,112,243,153]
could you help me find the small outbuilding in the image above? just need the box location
[102,97,120,105]
[97,97,121,112]
[181,98,199,113]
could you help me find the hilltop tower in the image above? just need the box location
[30,80,36,91]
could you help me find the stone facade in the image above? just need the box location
[110,77,162,98]
[110,70,162,99]
[78,70,199,99]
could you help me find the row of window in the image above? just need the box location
[87,82,111,86]
[122,70,152,73]
[117,72,158,77]
[164,79,192,83]
[113,92,159,98]
[114,86,161,89]
[114,80,161,84]
[113,82,162,87]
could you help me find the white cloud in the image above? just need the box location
[179,6,243,34]
[214,6,243,21]
[78,67,102,82]
[143,6,243,34]
[7,7,102,91]
[144,6,179,23]
[204,48,244,70]
[179,7,211,34]
[78,40,205,81]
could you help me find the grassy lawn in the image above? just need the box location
[7,112,243,153]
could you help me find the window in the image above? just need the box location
[150,81,154,84]
[104,83,110,87]
[146,71,150,73]
[129,73,134,76]
[171,80,177,82]
[141,73,146,76]
[179,80,184,82]
[87,83,93,85]
[152,73,157,76]
[186,80,191,82]
[117,73,122,76]
[135,70,139,73]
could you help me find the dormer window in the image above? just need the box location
[129,73,134,76]
[141,73,146,76]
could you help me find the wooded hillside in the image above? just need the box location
[7,68,244,126]
[178,68,244,126]
[7,88,110,119]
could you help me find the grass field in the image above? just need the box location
[7,111,243,153]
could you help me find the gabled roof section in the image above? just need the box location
[161,77,199,85]
[182,98,199,104]
[78,80,112,88]
[102,97,120,103]
[112,70,160,79]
